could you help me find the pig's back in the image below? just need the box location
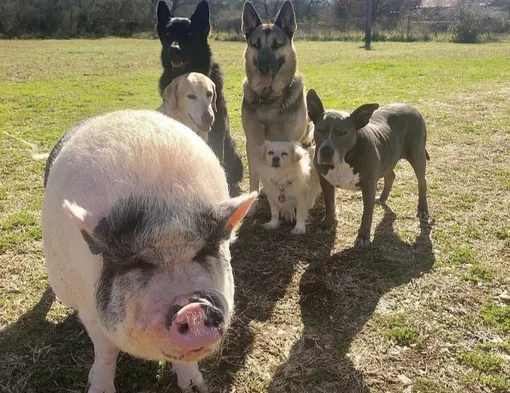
[42,110,228,312]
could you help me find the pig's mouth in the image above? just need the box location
[162,346,214,362]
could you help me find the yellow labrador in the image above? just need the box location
[158,72,217,142]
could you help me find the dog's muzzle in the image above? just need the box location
[318,145,335,166]
[271,156,281,167]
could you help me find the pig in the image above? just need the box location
[42,109,257,393]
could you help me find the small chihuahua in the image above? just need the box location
[259,141,321,234]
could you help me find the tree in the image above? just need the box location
[365,0,373,49]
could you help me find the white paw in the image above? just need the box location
[291,224,306,235]
[263,220,280,230]
[354,236,371,248]
[173,363,208,393]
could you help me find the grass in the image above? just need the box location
[1,38,510,393]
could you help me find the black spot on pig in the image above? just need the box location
[88,194,235,329]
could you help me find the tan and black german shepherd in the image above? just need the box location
[241,0,313,212]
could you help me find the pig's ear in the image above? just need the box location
[220,192,258,236]
[62,200,104,255]
[350,103,379,130]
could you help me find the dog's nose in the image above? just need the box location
[320,145,334,157]
[169,41,180,53]
[272,156,280,166]
[257,62,270,74]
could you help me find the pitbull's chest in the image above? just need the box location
[322,162,360,190]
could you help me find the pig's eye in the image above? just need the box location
[194,244,219,263]
[281,152,288,156]
[131,257,155,271]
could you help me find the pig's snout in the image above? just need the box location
[166,294,224,352]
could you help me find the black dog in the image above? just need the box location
[157,0,244,196]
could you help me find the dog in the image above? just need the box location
[307,89,430,248]
[241,0,313,212]
[259,141,321,234]
[157,0,243,196]
[157,72,216,142]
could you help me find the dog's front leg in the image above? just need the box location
[246,140,261,216]
[319,174,337,233]
[292,198,308,234]
[263,196,280,230]
[355,182,377,248]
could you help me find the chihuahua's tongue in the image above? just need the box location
[259,74,273,88]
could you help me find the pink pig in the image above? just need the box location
[42,110,256,393]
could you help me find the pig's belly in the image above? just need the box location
[323,162,360,190]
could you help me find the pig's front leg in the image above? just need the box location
[81,315,119,393]
[173,362,208,393]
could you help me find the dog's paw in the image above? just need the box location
[263,220,280,230]
[291,224,306,235]
[354,236,371,248]
[375,197,387,205]
[317,219,337,234]
[417,210,429,221]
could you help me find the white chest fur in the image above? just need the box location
[323,162,360,190]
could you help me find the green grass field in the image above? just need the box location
[1,39,509,393]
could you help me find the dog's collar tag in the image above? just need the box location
[278,194,286,204]
[277,181,291,204]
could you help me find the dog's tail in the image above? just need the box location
[425,150,430,161]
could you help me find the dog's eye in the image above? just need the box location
[273,42,282,49]
[252,40,261,50]
[187,94,197,100]
[206,91,213,98]
[268,151,274,156]
[281,152,288,156]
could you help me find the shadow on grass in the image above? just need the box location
[267,204,435,392]
[0,287,180,392]
[0,202,433,393]
[202,198,337,391]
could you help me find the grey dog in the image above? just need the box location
[307,89,430,248]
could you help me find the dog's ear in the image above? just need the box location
[350,103,379,130]
[163,79,179,109]
[157,1,172,34]
[190,0,210,37]
[242,2,262,39]
[211,82,217,112]
[291,143,305,164]
[259,141,268,163]
[306,89,324,123]
[274,0,296,39]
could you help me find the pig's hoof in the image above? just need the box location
[173,364,208,393]
[263,220,280,230]
[291,225,306,235]
[417,210,429,221]
[354,236,371,248]
[84,381,116,393]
